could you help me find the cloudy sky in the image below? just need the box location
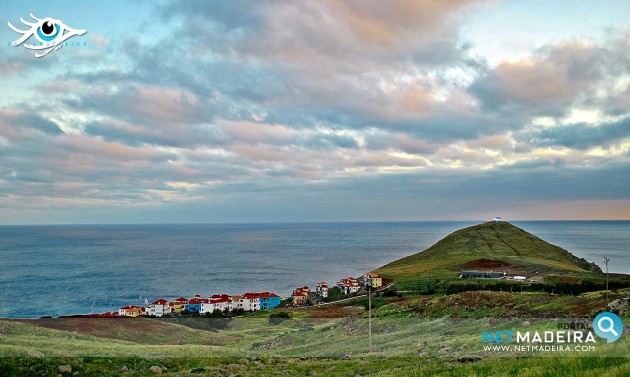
[0,0,628,224]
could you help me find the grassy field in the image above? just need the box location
[1,290,629,376]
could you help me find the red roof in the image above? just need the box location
[364,272,382,278]
[188,298,209,304]
[211,297,231,304]
[151,298,169,305]
[120,305,141,310]
[210,294,231,300]
[242,292,279,299]
[173,297,189,302]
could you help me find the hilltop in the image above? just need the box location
[375,221,603,282]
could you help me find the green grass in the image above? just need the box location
[1,290,628,376]
[375,221,607,282]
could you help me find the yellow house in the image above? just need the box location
[363,272,383,288]
[292,292,308,306]
[118,305,142,317]
[292,287,310,306]
[170,297,189,313]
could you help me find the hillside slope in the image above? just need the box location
[375,221,602,282]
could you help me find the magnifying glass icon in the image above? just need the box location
[598,316,619,337]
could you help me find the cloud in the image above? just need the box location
[470,32,630,119]
[1,2,628,223]
[526,118,630,149]
[0,109,64,140]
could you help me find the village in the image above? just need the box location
[108,272,386,318]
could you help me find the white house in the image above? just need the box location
[338,277,360,294]
[210,294,233,312]
[147,298,172,317]
[232,295,244,310]
[315,281,329,298]
[240,293,261,311]
[199,299,214,314]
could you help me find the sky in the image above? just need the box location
[0,0,628,224]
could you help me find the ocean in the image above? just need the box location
[0,221,628,318]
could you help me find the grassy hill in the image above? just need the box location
[1,289,629,376]
[375,221,603,282]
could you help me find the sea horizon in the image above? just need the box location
[1,220,628,318]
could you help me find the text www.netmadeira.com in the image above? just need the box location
[483,345,596,352]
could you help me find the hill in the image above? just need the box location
[375,221,603,282]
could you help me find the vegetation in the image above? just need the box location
[374,221,630,298]
[1,221,628,376]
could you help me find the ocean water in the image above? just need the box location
[0,221,628,318]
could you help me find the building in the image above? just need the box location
[361,272,383,288]
[240,293,262,311]
[315,281,329,298]
[257,292,281,310]
[292,290,308,306]
[232,295,243,311]
[119,305,142,317]
[210,294,233,312]
[492,217,503,222]
[458,270,505,279]
[185,297,207,313]
[199,299,214,314]
[292,286,311,306]
[147,298,172,317]
[337,277,360,294]
[170,297,189,313]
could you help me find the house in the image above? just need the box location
[170,297,189,313]
[292,289,308,306]
[337,277,360,294]
[118,305,142,317]
[240,293,262,311]
[315,281,329,298]
[292,286,311,306]
[185,297,208,313]
[257,292,281,310]
[361,272,383,288]
[210,294,233,312]
[458,270,505,279]
[492,217,503,222]
[199,299,214,314]
[232,295,243,311]
[147,298,172,317]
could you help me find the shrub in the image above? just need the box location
[269,311,291,325]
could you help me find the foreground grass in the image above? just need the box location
[1,354,629,376]
[1,291,628,376]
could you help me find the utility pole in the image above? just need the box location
[604,257,609,299]
[366,274,373,353]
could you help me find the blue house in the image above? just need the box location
[184,297,206,313]
[258,292,281,310]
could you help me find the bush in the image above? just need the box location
[269,311,291,325]
[382,289,398,297]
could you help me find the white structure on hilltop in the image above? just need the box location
[492,217,503,222]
